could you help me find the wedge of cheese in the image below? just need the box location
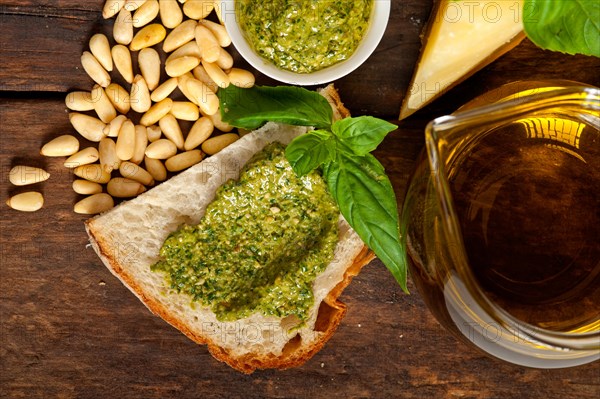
[400,0,525,119]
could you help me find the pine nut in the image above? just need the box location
[64,147,100,168]
[116,119,136,161]
[207,110,233,132]
[132,0,159,28]
[140,98,173,126]
[65,91,94,112]
[138,48,161,91]
[89,34,113,72]
[145,139,177,159]
[74,193,114,214]
[186,78,219,115]
[201,133,239,155]
[40,135,80,157]
[159,0,183,29]
[69,113,107,142]
[195,25,220,63]
[130,75,152,113]
[191,65,218,92]
[165,56,200,77]
[99,137,122,172]
[216,48,234,70]
[177,73,200,105]
[74,164,111,184]
[124,0,147,11]
[120,161,154,186]
[146,125,162,142]
[73,180,103,195]
[228,68,255,88]
[9,166,50,186]
[150,77,178,102]
[81,51,111,88]
[107,177,146,198]
[199,19,230,47]
[114,8,134,45]
[163,19,197,53]
[105,83,131,114]
[202,60,229,88]
[112,44,134,84]
[144,156,167,182]
[103,0,125,19]
[212,0,223,23]
[130,23,167,51]
[184,116,213,150]
[91,85,117,123]
[158,114,184,149]
[166,41,202,64]
[183,0,214,20]
[170,101,199,121]
[165,150,203,172]
[6,192,44,212]
[131,125,149,164]
[103,114,128,138]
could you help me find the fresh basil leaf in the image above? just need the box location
[323,151,407,292]
[523,0,600,57]
[218,85,334,130]
[285,130,335,177]
[331,116,398,156]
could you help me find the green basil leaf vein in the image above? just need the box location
[218,85,334,130]
[331,116,398,156]
[285,130,335,177]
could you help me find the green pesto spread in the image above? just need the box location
[152,143,339,322]
[238,0,373,73]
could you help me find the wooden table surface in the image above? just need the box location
[1,1,599,398]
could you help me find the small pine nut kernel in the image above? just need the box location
[195,25,220,63]
[99,137,122,172]
[159,0,183,29]
[103,114,128,138]
[113,8,134,45]
[146,125,162,142]
[9,166,50,186]
[207,110,233,132]
[140,98,173,127]
[74,164,111,184]
[163,19,197,53]
[74,193,114,215]
[166,41,202,63]
[41,135,80,157]
[138,48,161,91]
[184,116,213,150]
[120,161,155,186]
[144,156,168,182]
[199,19,231,47]
[69,113,107,142]
[131,125,149,164]
[201,133,239,155]
[91,84,117,123]
[170,101,199,121]
[165,150,203,172]
[192,65,218,92]
[177,73,200,105]
[64,147,100,168]
[111,44,134,84]
[212,0,223,23]
[124,0,147,11]
[183,0,213,19]
[6,192,44,212]
[107,177,146,198]
[116,119,136,161]
[132,0,160,28]
[151,77,179,102]
[145,139,177,159]
[216,48,234,71]
[165,56,201,78]
[65,91,94,111]
[105,83,131,115]
[103,0,125,19]
[73,180,103,195]
[130,75,152,113]
[130,23,167,51]
[228,68,255,88]
[158,114,184,150]
[81,51,111,87]
[186,78,219,115]
[89,34,113,72]
[202,60,229,88]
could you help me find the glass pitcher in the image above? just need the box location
[401,80,600,368]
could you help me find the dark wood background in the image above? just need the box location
[1,1,598,398]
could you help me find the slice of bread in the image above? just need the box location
[85,86,374,373]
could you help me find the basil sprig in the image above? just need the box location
[218,85,408,292]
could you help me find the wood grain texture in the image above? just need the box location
[1,1,599,398]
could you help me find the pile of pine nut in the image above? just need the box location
[7,0,255,214]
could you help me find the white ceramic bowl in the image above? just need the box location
[220,0,391,86]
